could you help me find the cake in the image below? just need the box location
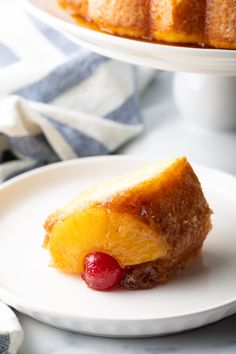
[44,157,212,290]
[60,0,236,49]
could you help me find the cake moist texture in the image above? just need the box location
[44,157,212,290]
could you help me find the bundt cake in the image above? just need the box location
[44,157,212,291]
[59,0,236,49]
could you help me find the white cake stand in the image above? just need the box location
[20,0,236,132]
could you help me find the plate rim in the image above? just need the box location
[0,284,236,322]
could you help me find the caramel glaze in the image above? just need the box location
[73,14,206,49]
[59,0,236,50]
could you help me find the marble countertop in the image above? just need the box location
[18,313,236,354]
[17,72,236,353]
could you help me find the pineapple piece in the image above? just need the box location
[44,207,168,273]
[44,157,212,282]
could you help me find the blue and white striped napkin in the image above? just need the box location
[0,1,153,352]
[0,1,153,183]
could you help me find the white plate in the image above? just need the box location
[19,0,236,74]
[0,156,236,337]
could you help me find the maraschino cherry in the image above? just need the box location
[82,252,123,291]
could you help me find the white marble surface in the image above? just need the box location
[18,312,236,354]
[17,72,236,353]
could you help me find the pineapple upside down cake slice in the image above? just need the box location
[44,157,212,291]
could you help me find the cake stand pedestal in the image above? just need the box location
[173,74,236,131]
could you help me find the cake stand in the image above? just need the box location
[20,0,236,132]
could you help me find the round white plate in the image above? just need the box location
[19,0,236,74]
[0,156,236,337]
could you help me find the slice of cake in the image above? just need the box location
[44,157,212,290]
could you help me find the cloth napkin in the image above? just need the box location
[0,302,23,354]
[0,1,153,183]
[0,1,153,353]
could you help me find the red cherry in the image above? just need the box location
[82,252,123,291]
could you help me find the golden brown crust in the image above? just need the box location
[105,158,212,289]
[206,0,236,49]
[60,0,236,49]
[151,0,205,44]
[121,246,202,289]
[87,0,150,38]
